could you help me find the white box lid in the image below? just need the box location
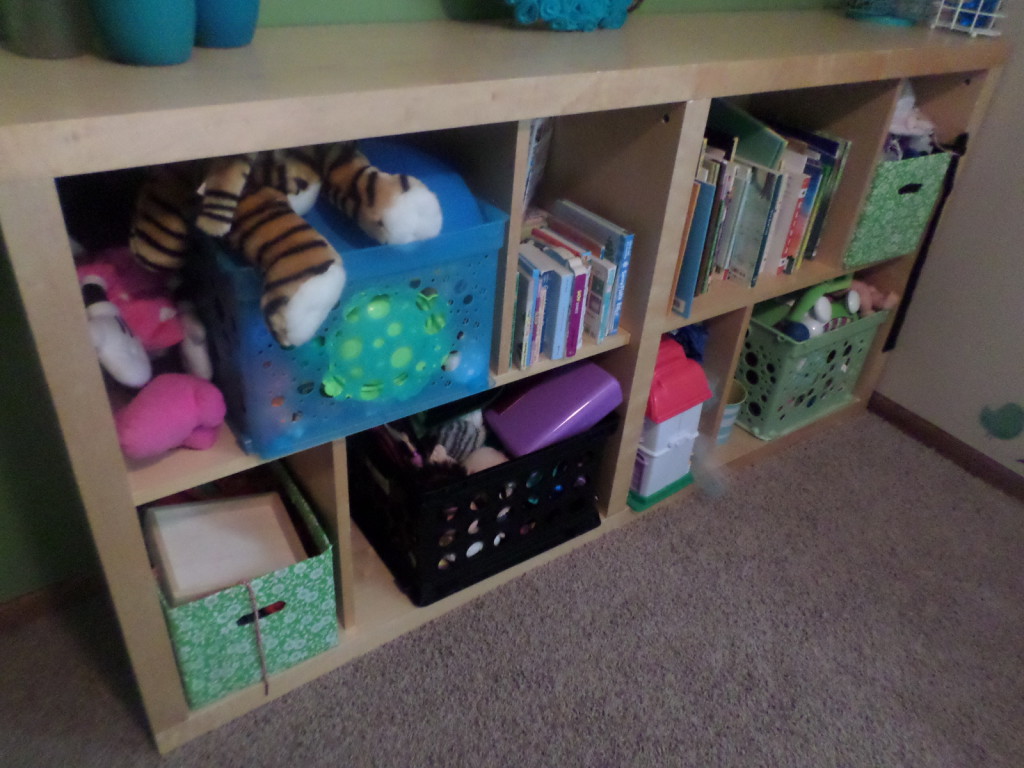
[145,492,306,606]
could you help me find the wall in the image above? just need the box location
[877,8,1024,479]
[0,243,94,603]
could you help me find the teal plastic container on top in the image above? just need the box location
[194,139,505,459]
[195,0,260,48]
[90,0,196,65]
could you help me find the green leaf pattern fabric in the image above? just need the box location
[845,152,951,269]
[163,552,338,709]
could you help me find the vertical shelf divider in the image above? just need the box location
[0,178,190,733]
[284,439,356,629]
[698,305,754,444]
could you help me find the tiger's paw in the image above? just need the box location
[365,175,443,246]
[265,260,346,348]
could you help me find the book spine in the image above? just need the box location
[548,200,631,336]
[564,269,586,357]
[597,261,616,340]
[778,173,811,273]
[513,271,534,369]
[584,271,607,343]
[543,271,568,361]
[531,281,547,366]
[610,235,631,335]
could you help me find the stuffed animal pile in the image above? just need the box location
[76,244,225,460]
[78,140,444,460]
[129,141,442,348]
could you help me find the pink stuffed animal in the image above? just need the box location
[115,373,226,461]
[77,246,212,387]
[849,279,900,317]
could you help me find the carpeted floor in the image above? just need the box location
[2,412,1022,767]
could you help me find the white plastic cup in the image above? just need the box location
[717,379,747,444]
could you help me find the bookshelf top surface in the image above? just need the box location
[0,11,1007,180]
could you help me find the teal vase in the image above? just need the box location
[90,0,196,66]
[195,0,259,48]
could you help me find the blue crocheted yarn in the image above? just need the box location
[505,0,635,31]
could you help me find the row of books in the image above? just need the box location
[513,199,634,369]
[671,98,852,318]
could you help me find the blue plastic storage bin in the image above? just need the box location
[194,140,506,458]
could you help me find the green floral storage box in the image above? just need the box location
[151,463,338,709]
[844,151,952,268]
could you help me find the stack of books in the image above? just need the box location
[512,199,633,369]
[671,98,851,318]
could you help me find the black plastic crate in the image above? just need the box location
[348,413,618,606]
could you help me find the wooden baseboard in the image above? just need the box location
[0,572,103,631]
[869,393,1024,504]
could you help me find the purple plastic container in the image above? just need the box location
[485,361,622,457]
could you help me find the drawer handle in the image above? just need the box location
[898,183,923,195]
[237,600,287,626]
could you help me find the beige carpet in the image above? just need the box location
[2,412,1022,767]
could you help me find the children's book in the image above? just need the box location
[531,279,547,367]
[513,257,538,369]
[670,181,703,309]
[707,98,787,170]
[672,178,715,318]
[759,144,812,279]
[579,255,615,343]
[518,241,573,361]
[532,235,589,357]
[725,161,783,288]
[545,215,617,341]
[712,161,752,281]
[523,118,553,208]
[770,124,852,265]
[696,154,734,294]
[548,199,633,336]
[782,151,822,272]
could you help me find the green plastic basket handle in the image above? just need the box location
[785,274,854,323]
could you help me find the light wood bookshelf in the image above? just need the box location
[0,11,1008,753]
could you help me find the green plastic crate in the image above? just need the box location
[844,152,952,268]
[736,305,889,440]
[156,463,338,709]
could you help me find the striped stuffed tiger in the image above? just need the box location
[129,141,442,348]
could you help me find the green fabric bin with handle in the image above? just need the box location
[156,462,338,709]
[844,152,952,268]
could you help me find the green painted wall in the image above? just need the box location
[1,0,839,603]
[0,244,94,604]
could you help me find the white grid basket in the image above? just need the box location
[931,0,1007,36]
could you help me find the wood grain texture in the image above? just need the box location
[0,13,1007,181]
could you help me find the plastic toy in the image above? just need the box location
[484,361,622,457]
[776,274,855,341]
[115,373,226,460]
[128,141,443,349]
[849,278,900,316]
[320,286,456,404]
